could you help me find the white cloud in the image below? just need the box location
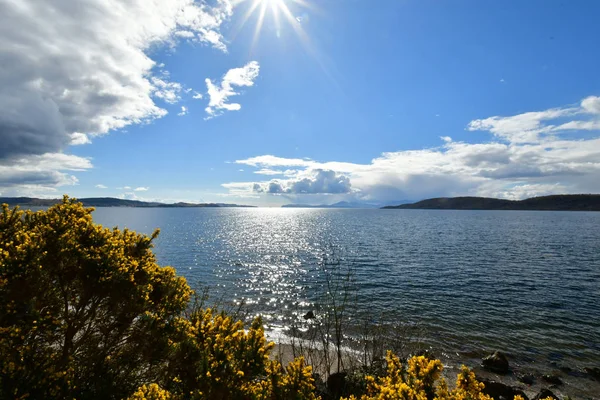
[582,96,600,114]
[119,192,140,201]
[192,92,204,99]
[254,168,285,175]
[0,0,237,194]
[174,30,196,38]
[0,153,92,194]
[205,61,260,118]
[70,133,92,145]
[134,187,150,192]
[0,0,233,162]
[239,155,314,168]
[95,184,108,189]
[178,106,188,116]
[468,96,600,143]
[251,169,352,194]
[152,78,183,104]
[225,96,600,202]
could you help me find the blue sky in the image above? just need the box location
[2,0,600,206]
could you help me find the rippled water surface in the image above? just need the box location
[92,208,600,380]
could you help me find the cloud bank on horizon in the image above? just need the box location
[0,0,599,204]
[225,96,600,202]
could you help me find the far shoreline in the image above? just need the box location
[382,194,600,211]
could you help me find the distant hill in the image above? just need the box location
[382,194,600,211]
[282,200,413,209]
[0,197,255,208]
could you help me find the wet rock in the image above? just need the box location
[558,365,572,374]
[533,388,558,400]
[414,349,436,360]
[479,378,528,400]
[327,372,347,398]
[303,310,315,320]
[482,351,510,374]
[542,374,562,385]
[549,361,574,375]
[517,373,535,385]
[585,366,600,381]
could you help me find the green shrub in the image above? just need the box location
[0,197,190,399]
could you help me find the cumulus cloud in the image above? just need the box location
[0,0,236,194]
[0,0,233,162]
[178,106,188,116]
[95,184,108,189]
[582,96,600,114]
[205,61,260,118]
[251,169,352,194]
[224,96,600,201]
[70,133,92,146]
[134,187,150,192]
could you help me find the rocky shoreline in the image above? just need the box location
[443,350,600,400]
[272,341,600,400]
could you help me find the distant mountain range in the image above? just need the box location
[0,197,255,208]
[382,194,600,211]
[282,200,413,209]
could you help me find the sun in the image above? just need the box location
[234,0,313,53]
[233,0,333,82]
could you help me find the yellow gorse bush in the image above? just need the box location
[128,384,172,400]
[0,197,192,399]
[344,352,491,400]
[343,352,555,400]
[153,308,318,399]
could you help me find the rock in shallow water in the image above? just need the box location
[533,388,558,400]
[479,378,528,400]
[517,373,535,385]
[414,348,436,360]
[585,366,600,381]
[303,310,315,319]
[542,374,563,385]
[482,351,510,374]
